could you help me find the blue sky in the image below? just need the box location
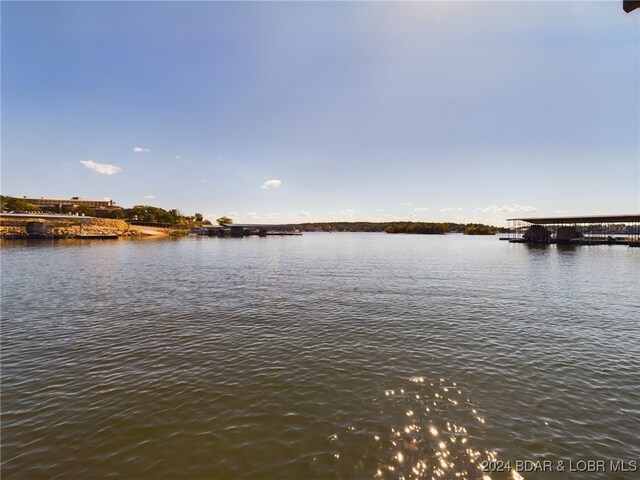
[2,1,638,225]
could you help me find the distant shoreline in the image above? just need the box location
[0,215,508,239]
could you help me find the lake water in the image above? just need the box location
[1,234,639,479]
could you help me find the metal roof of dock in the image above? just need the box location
[624,1,640,13]
[506,214,640,224]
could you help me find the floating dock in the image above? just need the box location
[202,223,302,238]
[505,214,640,246]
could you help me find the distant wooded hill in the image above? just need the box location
[297,222,507,235]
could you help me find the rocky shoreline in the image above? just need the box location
[0,217,172,238]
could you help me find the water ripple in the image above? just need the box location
[1,234,639,479]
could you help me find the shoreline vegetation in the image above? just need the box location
[0,196,507,238]
[0,216,507,239]
[299,222,506,235]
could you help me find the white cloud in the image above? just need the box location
[475,203,537,214]
[401,202,412,206]
[102,197,111,201]
[143,195,155,199]
[342,208,355,215]
[260,179,282,189]
[228,211,239,217]
[440,207,463,212]
[133,146,150,153]
[553,209,571,214]
[80,160,122,175]
[414,207,429,212]
[299,210,310,217]
[378,208,385,212]
[246,211,259,220]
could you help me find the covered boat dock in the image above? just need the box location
[506,214,640,246]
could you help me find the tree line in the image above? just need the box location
[297,221,506,235]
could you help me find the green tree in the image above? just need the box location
[1,196,39,212]
[194,213,203,222]
[125,205,175,224]
[464,223,498,235]
[169,209,181,224]
[72,205,96,216]
[217,216,233,225]
[101,208,125,219]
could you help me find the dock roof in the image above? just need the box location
[506,214,640,224]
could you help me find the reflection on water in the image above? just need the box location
[322,377,499,480]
